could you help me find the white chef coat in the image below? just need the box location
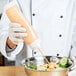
[0,0,76,65]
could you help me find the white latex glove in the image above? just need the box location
[8,23,27,45]
[68,57,76,76]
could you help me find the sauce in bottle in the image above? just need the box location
[5,1,40,49]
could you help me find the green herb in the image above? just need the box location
[28,65,37,70]
[47,65,49,68]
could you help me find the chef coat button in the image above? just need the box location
[34,51,36,54]
[25,59,28,62]
[59,34,62,37]
[60,15,63,18]
[57,54,59,56]
[32,13,35,16]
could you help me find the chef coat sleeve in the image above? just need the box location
[0,12,24,60]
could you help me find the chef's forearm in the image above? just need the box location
[6,37,16,49]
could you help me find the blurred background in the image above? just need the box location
[0,0,15,66]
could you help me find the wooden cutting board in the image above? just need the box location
[0,66,27,76]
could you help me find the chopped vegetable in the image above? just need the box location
[28,65,37,70]
[23,57,72,71]
[37,62,59,71]
[59,57,70,68]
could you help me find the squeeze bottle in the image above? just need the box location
[4,1,41,50]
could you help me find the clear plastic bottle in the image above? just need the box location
[4,1,41,50]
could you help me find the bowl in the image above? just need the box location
[21,56,73,76]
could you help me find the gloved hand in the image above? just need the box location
[68,57,76,76]
[8,23,27,45]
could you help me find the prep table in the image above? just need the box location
[0,66,27,76]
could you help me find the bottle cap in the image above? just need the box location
[29,39,41,50]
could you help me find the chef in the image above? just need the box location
[0,0,76,70]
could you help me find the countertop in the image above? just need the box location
[0,66,27,76]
